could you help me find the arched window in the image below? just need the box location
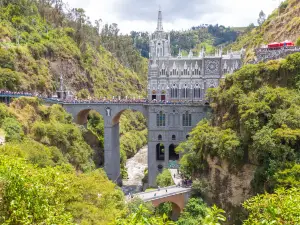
[158,134,162,141]
[169,144,179,160]
[172,135,176,140]
[183,84,188,99]
[194,84,201,99]
[156,143,165,161]
[183,111,192,127]
[171,84,178,98]
[156,111,166,127]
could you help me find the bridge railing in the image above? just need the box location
[136,188,192,202]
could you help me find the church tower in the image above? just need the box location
[149,9,171,58]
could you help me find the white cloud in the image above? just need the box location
[65,0,281,34]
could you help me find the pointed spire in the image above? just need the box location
[157,8,163,31]
[188,49,193,58]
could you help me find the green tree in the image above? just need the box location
[177,198,208,225]
[156,169,174,187]
[243,188,300,225]
[201,205,226,225]
[2,117,24,142]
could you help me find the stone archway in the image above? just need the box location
[152,197,184,221]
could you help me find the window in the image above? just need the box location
[158,134,162,141]
[171,84,178,98]
[194,84,201,99]
[172,135,176,140]
[156,111,166,127]
[183,84,188,99]
[183,111,192,127]
[156,144,165,161]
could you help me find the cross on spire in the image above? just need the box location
[157,8,163,31]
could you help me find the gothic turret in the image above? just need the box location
[157,9,163,31]
[149,9,171,59]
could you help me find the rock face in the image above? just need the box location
[203,155,256,213]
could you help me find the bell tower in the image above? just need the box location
[149,9,171,59]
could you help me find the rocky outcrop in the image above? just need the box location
[202,155,256,222]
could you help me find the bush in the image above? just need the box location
[243,188,300,224]
[0,68,21,90]
[2,117,24,142]
[156,169,174,187]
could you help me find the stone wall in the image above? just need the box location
[202,155,256,222]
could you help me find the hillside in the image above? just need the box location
[177,53,300,224]
[0,0,147,97]
[228,0,300,62]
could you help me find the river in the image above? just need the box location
[122,146,148,195]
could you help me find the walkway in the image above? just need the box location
[169,169,182,186]
[134,186,191,202]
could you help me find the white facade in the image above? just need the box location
[148,10,243,102]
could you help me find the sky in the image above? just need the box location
[65,0,281,34]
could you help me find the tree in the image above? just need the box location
[156,169,174,187]
[243,188,300,225]
[257,10,266,27]
[296,37,300,46]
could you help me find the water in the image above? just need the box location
[122,146,148,195]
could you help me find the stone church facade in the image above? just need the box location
[147,10,243,102]
[146,10,243,186]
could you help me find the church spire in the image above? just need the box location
[157,8,163,31]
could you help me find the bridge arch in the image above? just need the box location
[152,196,185,221]
[65,104,148,183]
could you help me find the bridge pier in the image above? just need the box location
[104,122,121,184]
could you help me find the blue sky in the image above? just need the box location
[66,0,281,34]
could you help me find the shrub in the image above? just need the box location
[2,117,24,142]
[156,169,174,187]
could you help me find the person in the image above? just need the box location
[173,174,176,178]
[158,186,160,191]
[166,189,168,193]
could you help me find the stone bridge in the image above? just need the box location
[0,94,209,185]
[134,186,191,220]
[61,102,208,185]
[62,102,149,182]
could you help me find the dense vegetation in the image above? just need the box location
[0,0,149,175]
[177,52,300,223]
[227,0,300,62]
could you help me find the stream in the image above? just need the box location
[122,146,148,195]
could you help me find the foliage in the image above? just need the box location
[243,188,300,225]
[274,164,300,188]
[114,205,175,225]
[127,197,154,215]
[177,198,208,225]
[0,139,67,167]
[226,0,300,62]
[0,155,126,225]
[155,202,172,218]
[2,117,24,141]
[156,169,174,187]
[201,205,227,225]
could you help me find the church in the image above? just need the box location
[147,10,243,102]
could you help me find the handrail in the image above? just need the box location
[138,188,192,202]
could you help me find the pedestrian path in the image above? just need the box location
[169,168,182,186]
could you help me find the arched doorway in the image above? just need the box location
[156,143,165,161]
[169,144,179,160]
